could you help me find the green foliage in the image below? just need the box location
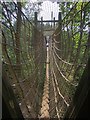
[58,2,90,101]
[76,2,82,11]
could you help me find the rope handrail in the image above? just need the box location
[2,38,44,78]
[2,1,42,34]
[2,2,32,31]
[63,3,89,25]
[53,44,87,68]
[2,1,33,27]
[2,51,32,116]
[51,71,60,119]
[53,37,60,43]
[4,59,42,86]
[21,76,42,105]
[3,49,43,67]
[53,46,73,66]
[53,22,89,38]
[53,45,86,68]
[53,44,62,51]
[2,1,46,118]
[52,67,69,107]
[62,3,78,22]
[52,50,78,87]
[1,40,43,57]
[52,2,89,38]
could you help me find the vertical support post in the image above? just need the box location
[51,11,53,28]
[41,17,43,31]
[33,12,37,48]
[58,12,61,21]
[57,12,62,70]
[54,17,55,28]
[34,12,40,116]
[33,12,37,50]
[34,12,37,27]
[58,12,62,26]
[58,12,63,67]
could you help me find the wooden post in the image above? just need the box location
[32,12,37,48]
[34,12,40,116]
[34,12,37,47]
[51,11,53,28]
[41,17,43,31]
[54,17,55,28]
[34,12,37,27]
[58,12,61,21]
[58,12,62,26]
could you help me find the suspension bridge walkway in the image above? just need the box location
[2,1,90,119]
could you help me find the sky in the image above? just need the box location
[30,0,59,20]
[38,1,59,20]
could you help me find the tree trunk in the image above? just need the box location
[15,2,22,78]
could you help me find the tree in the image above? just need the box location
[15,2,22,77]
[23,1,42,21]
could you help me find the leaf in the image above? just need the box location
[76,2,82,11]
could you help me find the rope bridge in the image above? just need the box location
[2,1,90,119]
[2,2,46,118]
[49,2,90,118]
